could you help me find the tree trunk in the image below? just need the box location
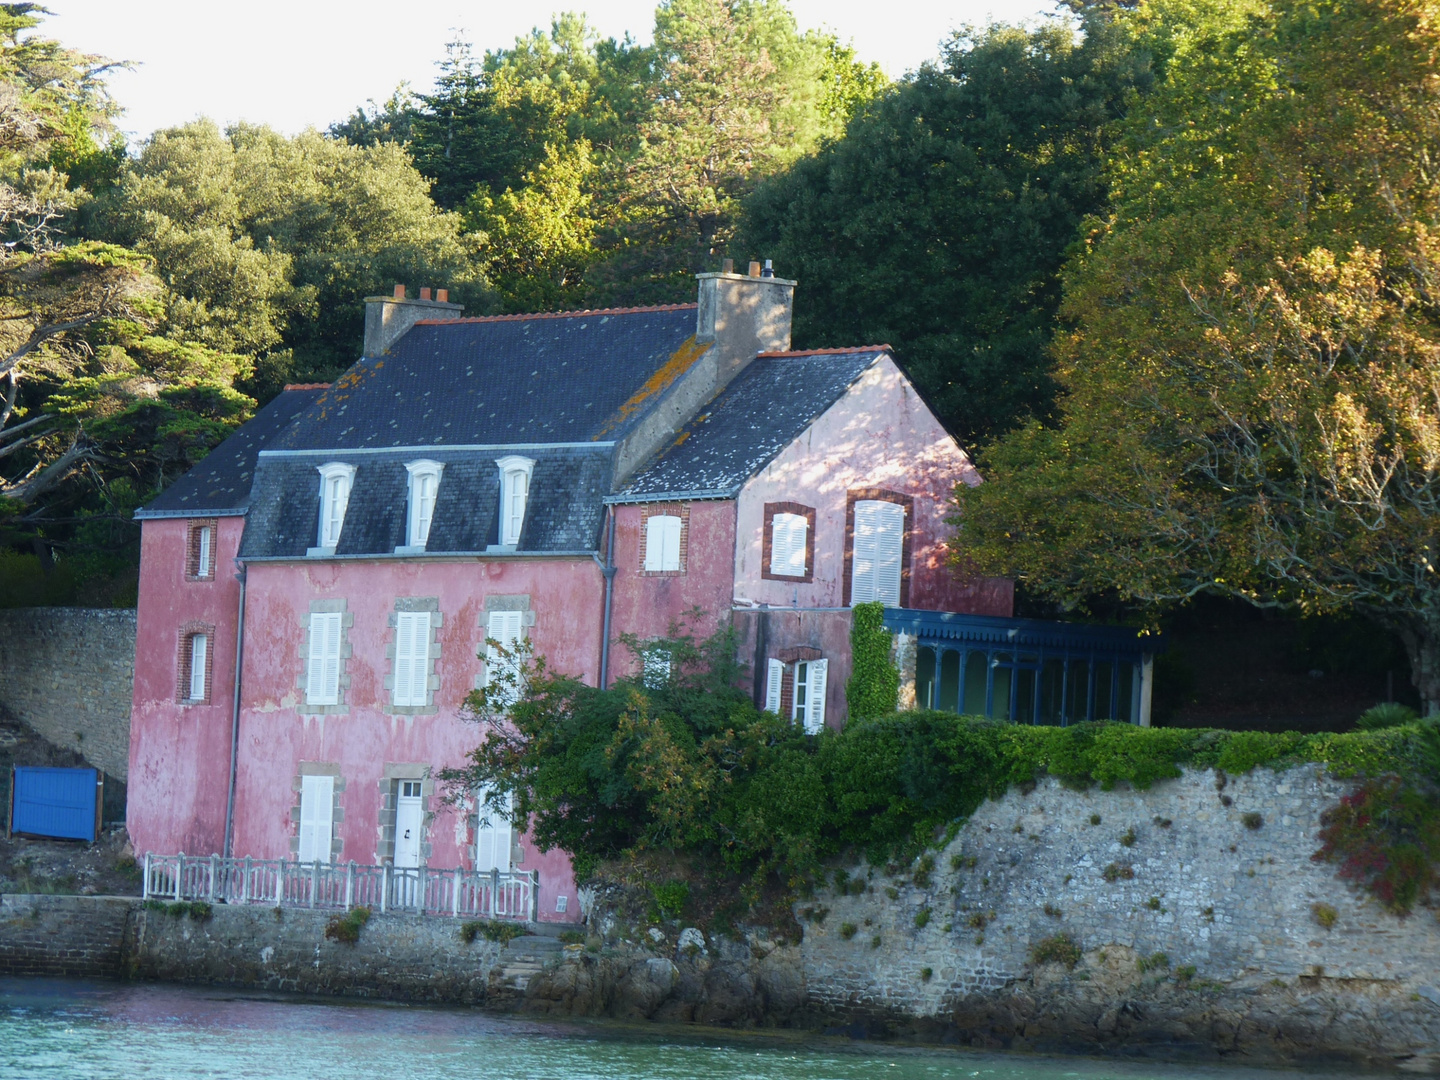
[1396,622,1440,717]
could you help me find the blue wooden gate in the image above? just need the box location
[9,767,100,842]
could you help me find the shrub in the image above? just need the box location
[143,900,212,921]
[1137,951,1169,973]
[870,934,882,949]
[1102,862,1134,882]
[1088,813,1101,825]
[967,911,988,929]
[1314,773,1440,913]
[1312,902,1338,929]
[839,922,857,940]
[324,907,371,945]
[1030,934,1082,968]
[914,907,931,928]
[1241,812,1264,830]
[920,966,933,981]
[1357,703,1419,730]
[913,854,935,887]
[559,930,585,944]
[459,918,527,944]
[1043,902,1063,918]
[1119,827,1137,847]
[649,881,690,921]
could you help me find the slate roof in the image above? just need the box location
[135,385,327,519]
[270,305,701,451]
[238,444,612,559]
[611,347,890,501]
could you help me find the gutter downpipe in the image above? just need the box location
[593,507,618,689]
[223,560,247,859]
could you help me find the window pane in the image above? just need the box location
[794,661,809,723]
[1092,661,1114,720]
[991,654,1011,720]
[915,647,937,709]
[937,650,961,712]
[1066,660,1091,723]
[1014,667,1035,723]
[1116,662,1135,723]
[963,652,988,715]
[1038,659,1065,725]
[189,635,206,701]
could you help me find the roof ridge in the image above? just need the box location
[415,303,699,326]
[755,345,892,358]
[282,382,331,391]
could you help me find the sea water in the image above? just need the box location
[0,977,1354,1080]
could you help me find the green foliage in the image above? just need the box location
[1312,902,1338,929]
[914,907,931,928]
[141,899,212,920]
[1102,862,1134,882]
[649,880,691,920]
[1137,951,1170,974]
[845,602,899,721]
[1358,703,1420,731]
[459,918,528,944]
[839,921,857,940]
[324,906,371,945]
[1030,934,1082,968]
[1241,812,1264,830]
[739,11,1149,444]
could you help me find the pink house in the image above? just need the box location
[128,268,1012,921]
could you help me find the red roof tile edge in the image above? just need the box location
[755,345,893,358]
[283,382,331,391]
[415,302,699,325]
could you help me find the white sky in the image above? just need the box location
[47,0,1057,141]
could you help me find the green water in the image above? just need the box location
[0,978,1341,1080]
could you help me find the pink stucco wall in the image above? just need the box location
[128,516,245,857]
[604,500,738,685]
[735,355,1013,616]
[223,557,602,921]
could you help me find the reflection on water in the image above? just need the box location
[0,978,1340,1080]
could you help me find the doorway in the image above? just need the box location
[393,780,423,907]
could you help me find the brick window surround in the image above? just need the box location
[175,621,216,705]
[761,502,816,583]
[185,519,219,581]
[638,503,690,575]
[843,487,915,607]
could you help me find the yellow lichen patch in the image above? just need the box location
[594,336,708,438]
[671,430,690,447]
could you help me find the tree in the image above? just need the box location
[953,0,1440,711]
[739,11,1147,445]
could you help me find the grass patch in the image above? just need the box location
[459,918,528,944]
[324,906,371,945]
[839,922,857,940]
[142,899,212,921]
[1030,934,1082,968]
[914,907,931,928]
[1312,902,1338,929]
[1102,862,1134,882]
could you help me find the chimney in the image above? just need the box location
[363,284,463,357]
[612,261,796,486]
[695,259,795,385]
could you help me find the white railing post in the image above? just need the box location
[452,869,460,917]
[531,871,539,923]
[242,855,251,903]
[142,853,152,899]
[208,854,217,902]
[417,866,427,914]
[345,861,354,911]
[174,853,184,900]
[380,864,389,914]
[276,860,284,906]
[490,868,499,917]
[309,861,318,908]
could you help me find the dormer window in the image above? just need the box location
[403,460,444,550]
[313,462,356,554]
[495,456,535,548]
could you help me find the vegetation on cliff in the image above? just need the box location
[448,626,1440,911]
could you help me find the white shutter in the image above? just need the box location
[852,500,904,606]
[806,659,828,734]
[475,786,513,872]
[765,658,784,713]
[485,610,524,700]
[189,634,207,701]
[307,613,342,706]
[662,515,682,570]
[394,612,429,706]
[197,526,211,578]
[298,774,334,864]
[771,513,807,577]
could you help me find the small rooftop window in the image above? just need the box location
[401,460,444,551]
[495,456,535,548]
[312,463,356,555]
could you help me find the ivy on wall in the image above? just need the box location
[846,601,899,721]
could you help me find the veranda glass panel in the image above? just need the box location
[963,652,988,716]
[991,653,1012,720]
[938,650,961,712]
[916,647,937,709]
[1092,661,1114,720]
[1014,663,1036,723]
[1116,662,1135,722]
[1038,659,1065,725]
[1066,660,1092,723]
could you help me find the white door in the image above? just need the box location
[394,781,423,868]
[475,786,513,873]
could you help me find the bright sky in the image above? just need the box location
[47,0,1058,141]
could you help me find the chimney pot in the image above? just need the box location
[419,287,432,301]
[722,258,734,274]
[436,288,448,303]
[393,283,406,300]
[761,259,774,279]
[748,261,761,278]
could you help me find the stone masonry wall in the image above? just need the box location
[0,608,134,782]
[0,895,137,979]
[799,766,1440,1015]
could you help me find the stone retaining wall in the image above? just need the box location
[0,895,136,979]
[0,607,134,783]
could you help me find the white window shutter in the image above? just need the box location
[307,613,342,706]
[765,658,784,713]
[189,634,207,701]
[851,503,878,604]
[485,610,524,694]
[644,515,664,571]
[663,515,681,570]
[394,612,428,706]
[852,500,904,605]
[322,613,341,703]
[298,774,334,864]
[772,513,807,577]
[475,786,513,872]
[806,659,828,734]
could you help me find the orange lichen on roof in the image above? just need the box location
[594,335,710,438]
[282,382,331,391]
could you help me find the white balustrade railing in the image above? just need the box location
[141,853,537,921]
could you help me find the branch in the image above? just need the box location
[0,432,91,505]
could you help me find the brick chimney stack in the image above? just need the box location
[363,284,463,357]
